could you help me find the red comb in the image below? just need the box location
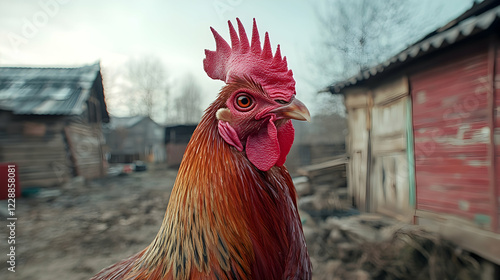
[204,18,296,101]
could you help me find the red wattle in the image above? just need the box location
[275,120,294,166]
[246,118,279,171]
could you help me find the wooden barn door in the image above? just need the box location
[370,77,413,220]
[345,91,370,211]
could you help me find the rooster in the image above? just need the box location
[91,18,312,280]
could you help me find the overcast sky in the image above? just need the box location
[0,0,474,118]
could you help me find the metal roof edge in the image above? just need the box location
[0,61,100,71]
[326,3,500,94]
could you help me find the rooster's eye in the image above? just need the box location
[235,94,254,110]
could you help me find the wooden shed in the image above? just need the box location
[104,116,166,164]
[164,124,197,167]
[325,0,500,264]
[0,63,109,187]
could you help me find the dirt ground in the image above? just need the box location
[0,168,177,280]
[0,167,488,280]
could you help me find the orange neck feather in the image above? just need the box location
[131,93,310,279]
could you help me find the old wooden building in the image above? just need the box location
[325,1,500,264]
[104,116,166,164]
[164,124,197,167]
[0,63,109,187]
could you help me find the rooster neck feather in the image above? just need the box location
[128,93,309,279]
[92,18,311,280]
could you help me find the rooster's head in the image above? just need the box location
[204,18,310,171]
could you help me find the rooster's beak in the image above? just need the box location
[273,97,311,122]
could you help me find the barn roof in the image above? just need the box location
[0,62,108,121]
[326,0,500,94]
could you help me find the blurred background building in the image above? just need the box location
[104,116,165,164]
[0,63,109,187]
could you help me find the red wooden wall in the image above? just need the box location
[411,37,499,232]
[495,37,500,233]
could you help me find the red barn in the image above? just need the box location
[326,0,500,266]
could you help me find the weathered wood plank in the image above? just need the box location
[416,209,500,265]
[344,88,369,109]
[1,153,67,163]
[1,138,64,147]
[371,97,407,137]
[371,153,411,216]
[371,136,406,154]
[372,76,408,106]
[297,156,347,188]
[346,105,369,211]
[65,124,104,179]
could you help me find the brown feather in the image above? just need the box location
[91,78,311,279]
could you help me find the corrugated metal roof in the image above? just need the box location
[0,63,101,115]
[327,2,500,93]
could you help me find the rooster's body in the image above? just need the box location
[92,19,312,280]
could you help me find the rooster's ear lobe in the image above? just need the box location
[216,108,232,122]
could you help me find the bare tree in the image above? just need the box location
[307,0,442,117]
[172,74,203,124]
[124,55,167,121]
[313,0,417,84]
[312,0,476,85]
[163,83,172,124]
